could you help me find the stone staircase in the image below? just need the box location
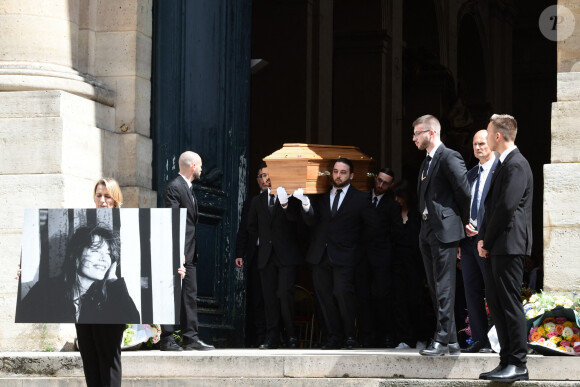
[1,349,579,386]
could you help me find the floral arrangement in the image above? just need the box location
[522,291,577,320]
[528,316,580,355]
[122,324,161,349]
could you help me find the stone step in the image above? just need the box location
[1,349,578,384]
[1,378,580,387]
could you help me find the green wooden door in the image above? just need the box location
[151,0,252,347]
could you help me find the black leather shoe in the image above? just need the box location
[321,340,342,349]
[345,337,359,349]
[479,346,493,353]
[419,341,448,356]
[479,364,506,380]
[448,342,461,356]
[258,340,279,349]
[182,338,215,351]
[486,364,529,382]
[461,340,491,353]
[160,340,183,351]
[287,337,299,349]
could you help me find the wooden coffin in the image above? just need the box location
[263,143,374,194]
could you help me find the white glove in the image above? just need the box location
[292,188,310,207]
[277,186,289,206]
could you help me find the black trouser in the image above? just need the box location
[75,323,125,387]
[392,246,426,346]
[245,256,266,346]
[311,253,356,342]
[419,219,458,345]
[161,261,198,344]
[260,255,296,342]
[485,254,527,366]
[460,237,489,343]
[355,257,392,346]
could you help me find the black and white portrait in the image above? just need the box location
[16,208,186,324]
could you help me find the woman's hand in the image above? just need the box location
[178,255,186,279]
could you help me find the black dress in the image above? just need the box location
[18,276,139,387]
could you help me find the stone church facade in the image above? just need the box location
[0,0,577,350]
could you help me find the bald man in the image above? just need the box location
[459,130,498,353]
[160,151,214,351]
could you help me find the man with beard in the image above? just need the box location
[160,151,214,351]
[299,157,379,349]
[355,168,397,348]
[234,161,270,347]
[412,115,470,356]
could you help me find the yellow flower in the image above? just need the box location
[549,336,562,344]
[557,346,566,351]
[563,321,574,328]
[537,326,546,336]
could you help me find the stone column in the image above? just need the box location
[0,0,155,350]
[543,1,580,292]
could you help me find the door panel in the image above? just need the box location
[152,0,252,347]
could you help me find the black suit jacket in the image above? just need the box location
[303,185,379,267]
[479,148,533,256]
[466,158,499,230]
[235,196,259,266]
[247,192,303,269]
[417,144,470,243]
[164,175,198,264]
[364,192,395,267]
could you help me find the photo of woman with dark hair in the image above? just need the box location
[19,225,139,323]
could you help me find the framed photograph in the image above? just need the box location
[16,208,186,324]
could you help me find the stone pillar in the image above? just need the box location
[543,1,580,292]
[0,0,155,350]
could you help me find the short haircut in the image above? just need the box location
[490,114,517,142]
[412,114,441,133]
[335,157,354,174]
[258,161,268,175]
[178,151,200,172]
[378,167,395,180]
[94,178,123,208]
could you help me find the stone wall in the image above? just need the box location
[543,1,580,292]
[0,0,155,350]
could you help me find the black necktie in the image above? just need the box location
[372,196,378,208]
[268,194,275,214]
[470,166,482,221]
[422,155,432,180]
[331,189,342,217]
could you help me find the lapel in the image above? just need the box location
[178,176,195,209]
[335,186,354,217]
[467,164,479,185]
[480,158,499,205]
[419,144,444,197]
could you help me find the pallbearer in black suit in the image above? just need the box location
[234,162,270,347]
[459,130,498,354]
[160,151,214,351]
[247,176,304,349]
[355,167,396,347]
[301,158,379,349]
[477,115,532,383]
[412,115,470,356]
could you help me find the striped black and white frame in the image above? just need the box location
[16,208,185,324]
